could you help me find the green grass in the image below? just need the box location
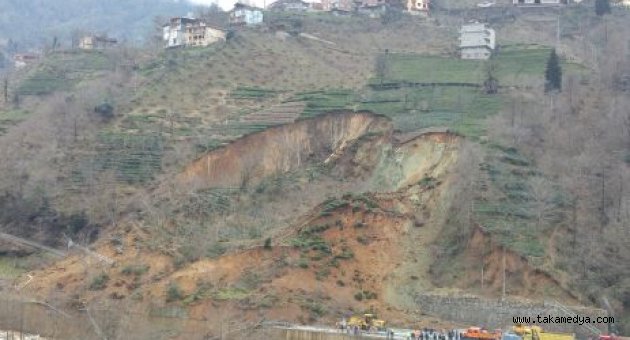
[381,54,485,84]
[230,86,282,100]
[17,50,114,95]
[0,257,27,279]
[360,86,503,137]
[212,287,250,301]
[69,132,164,186]
[0,109,30,135]
[290,89,355,117]
[471,145,568,258]
[379,46,585,87]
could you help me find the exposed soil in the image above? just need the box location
[14,111,573,337]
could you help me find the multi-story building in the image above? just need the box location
[78,35,118,50]
[406,0,430,15]
[459,23,496,60]
[229,3,264,26]
[163,17,226,48]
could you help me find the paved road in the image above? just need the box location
[276,325,468,340]
[0,330,47,340]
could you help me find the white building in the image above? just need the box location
[229,3,264,26]
[163,17,197,48]
[459,23,495,60]
[78,35,117,50]
[407,0,430,15]
[163,17,226,49]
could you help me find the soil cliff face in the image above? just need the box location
[178,111,392,189]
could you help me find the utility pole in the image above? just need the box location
[3,78,8,104]
[556,13,560,48]
[502,245,506,301]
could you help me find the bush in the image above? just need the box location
[357,236,369,245]
[206,242,227,259]
[94,102,114,120]
[264,237,272,250]
[353,221,366,228]
[298,258,309,269]
[364,291,378,299]
[316,267,331,281]
[166,282,184,302]
[89,273,109,290]
[336,247,354,259]
[121,264,149,276]
[354,292,364,301]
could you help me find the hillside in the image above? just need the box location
[0,5,628,339]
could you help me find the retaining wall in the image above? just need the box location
[414,293,608,337]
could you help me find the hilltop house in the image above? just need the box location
[229,3,264,26]
[13,54,38,69]
[459,23,495,60]
[163,17,197,48]
[321,0,356,12]
[512,0,568,5]
[163,17,226,48]
[79,35,118,50]
[268,0,310,11]
[406,0,430,15]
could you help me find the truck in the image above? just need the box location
[463,327,503,340]
[513,325,575,340]
[347,313,386,331]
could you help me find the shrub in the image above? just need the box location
[354,292,364,301]
[364,291,378,299]
[357,236,369,245]
[94,102,114,120]
[264,237,272,250]
[89,273,109,290]
[166,282,183,302]
[206,242,227,259]
[298,258,309,269]
[316,267,331,281]
[121,264,150,276]
[353,221,366,228]
[336,247,354,260]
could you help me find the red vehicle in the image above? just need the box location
[599,335,619,340]
[463,327,502,340]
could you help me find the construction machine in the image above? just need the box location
[463,327,502,340]
[513,325,542,336]
[599,335,620,340]
[514,325,575,340]
[347,313,386,331]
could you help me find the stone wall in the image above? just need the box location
[266,328,376,340]
[414,293,608,337]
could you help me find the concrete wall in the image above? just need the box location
[266,328,377,340]
[414,293,608,337]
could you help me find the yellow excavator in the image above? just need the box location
[513,325,575,340]
[347,313,386,330]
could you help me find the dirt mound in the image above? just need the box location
[178,111,391,190]
[16,111,571,336]
[433,227,579,302]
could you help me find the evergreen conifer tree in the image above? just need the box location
[595,0,611,16]
[545,49,562,93]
